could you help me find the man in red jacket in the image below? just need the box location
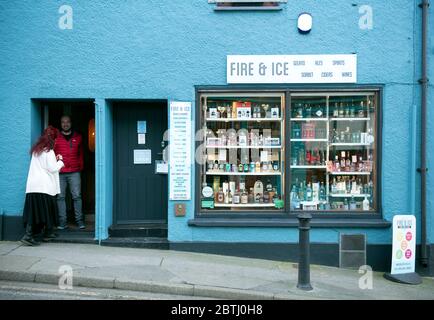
[54,115,85,230]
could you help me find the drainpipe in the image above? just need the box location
[418,0,429,267]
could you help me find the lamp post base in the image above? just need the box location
[296,283,313,291]
[383,272,422,285]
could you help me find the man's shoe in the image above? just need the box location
[57,225,68,230]
[21,238,40,246]
[78,222,86,230]
[42,233,58,242]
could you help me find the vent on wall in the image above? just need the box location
[339,234,367,269]
[209,0,287,11]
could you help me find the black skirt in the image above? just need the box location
[23,193,59,230]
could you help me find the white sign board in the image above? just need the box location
[169,101,192,200]
[133,149,151,164]
[227,54,357,84]
[390,215,417,275]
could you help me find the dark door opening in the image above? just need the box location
[113,101,168,227]
[41,100,96,233]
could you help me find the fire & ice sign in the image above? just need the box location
[169,101,192,200]
[390,215,417,274]
[227,54,357,84]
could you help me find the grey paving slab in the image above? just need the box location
[0,255,41,272]
[0,242,22,255]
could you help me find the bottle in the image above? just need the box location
[216,188,224,203]
[344,102,350,117]
[306,183,313,201]
[333,102,339,117]
[319,182,326,201]
[227,189,233,204]
[331,178,337,194]
[350,196,357,210]
[295,103,304,118]
[358,101,365,117]
[338,102,344,118]
[305,103,312,118]
[343,198,349,210]
[233,189,240,204]
[238,162,243,172]
[241,189,248,204]
[266,179,273,192]
[334,155,340,172]
[248,188,254,203]
[363,196,370,211]
[291,185,300,210]
[345,151,351,171]
[299,181,305,201]
[340,152,346,169]
[349,100,355,117]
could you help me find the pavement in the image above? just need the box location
[0,241,433,300]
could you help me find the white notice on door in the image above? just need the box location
[134,149,151,164]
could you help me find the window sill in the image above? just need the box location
[188,217,391,228]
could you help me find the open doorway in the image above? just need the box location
[37,100,96,240]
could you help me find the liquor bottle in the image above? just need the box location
[363,196,370,211]
[333,102,339,117]
[349,100,355,117]
[334,155,340,172]
[227,189,233,204]
[306,183,313,201]
[248,188,254,203]
[349,196,357,210]
[340,153,346,169]
[338,102,344,118]
[233,189,240,204]
[238,162,244,173]
[344,102,350,117]
[331,178,337,194]
[295,103,304,118]
[343,198,349,210]
[291,185,300,210]
[216,188,224,203]
[358,101,365,117]
[266,179,273,192]
[319,182,326,201]
[243,163,249,172]
[305,103,312,118]
[299,181,305,201]
[332,128,338,143]
[345,151,351,171]
[241,189,248,204]
[255,161,261,172]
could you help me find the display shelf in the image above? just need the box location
[291,165,327,169]
[330,118,370,121]
[214,203,276,208]
[206,118,282,122]
[206,145,282,149]
[329,194,371,198]
[330,143,371,146]
[328,171,371,175]
[206,171,281,176]
[290,118,328,122]
[291,139,328,142]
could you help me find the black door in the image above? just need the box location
[113,101,168,225]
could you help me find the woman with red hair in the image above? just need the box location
[21,126,64,246]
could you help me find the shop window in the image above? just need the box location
[197,90,380,215]
[289,92,379,213]
[210,0,286,11]
[198,93,286,212]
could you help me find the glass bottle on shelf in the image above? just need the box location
[344,102,350,117]
[248,188,254,203]
[241,189,248,204]
[295,103,304,118]
[306,183,313,201]
[319,182,326,201]
[233,189,240,204]
[358,101,365,117]
[305,103,312,118]
[333,102,339,117]
[363,196,370,211]
[349,196,357,210]
[216,188,224,203]
[349,100,355,117]
[338,102,345,118]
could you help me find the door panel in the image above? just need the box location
[114,102,168,224]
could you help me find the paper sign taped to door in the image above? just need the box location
[138,133,146,145]
[137,121,147,134]
[134,149,151,164]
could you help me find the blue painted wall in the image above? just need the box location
[0,1,432,245]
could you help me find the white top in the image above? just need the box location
[25,149,64,196]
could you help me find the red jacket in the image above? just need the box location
[54,131,84,173]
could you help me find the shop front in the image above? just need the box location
[0,1,432,275]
